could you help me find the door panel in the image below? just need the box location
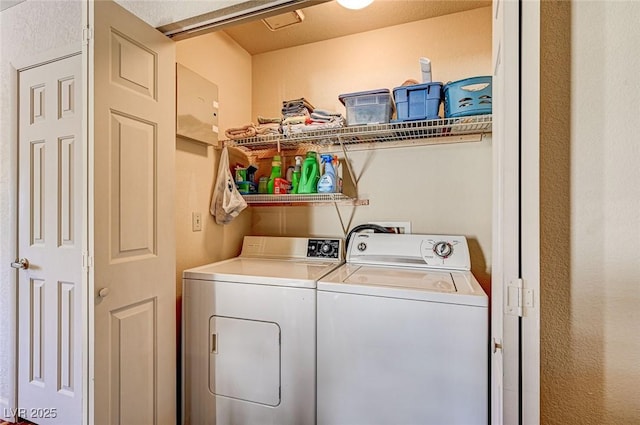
[109,299,157,424]
[491,0,521,424]
[18,54,83,425]
[90,1,176,424]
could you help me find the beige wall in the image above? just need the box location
[175,31,253,298]
[250,7,493,289]
[541,1,640,423]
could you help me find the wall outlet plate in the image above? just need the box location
[368,221,411,234]
[192,212,202,232]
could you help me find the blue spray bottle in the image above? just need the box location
[317,154,336,193]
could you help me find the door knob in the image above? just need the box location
[98,287,110,298]
[10,258,29,270]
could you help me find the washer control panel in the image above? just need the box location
[307,239,342,259]
[419,236,469,268]
[347,233,470,270]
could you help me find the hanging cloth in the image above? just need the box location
[210,146,247,224]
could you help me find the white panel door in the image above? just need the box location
[89,1,176,424]
[17,54,83,425]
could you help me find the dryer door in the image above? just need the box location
[209,316,281,406]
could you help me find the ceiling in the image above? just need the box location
[115,0,491,56]
[223,0,491,55]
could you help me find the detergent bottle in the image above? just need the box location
[317,154,336,193]
[267,155,282,194]
[298,151,319,194]
[291,156,302,194]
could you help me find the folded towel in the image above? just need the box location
[225,123,256,140]
[255,123,280,136]
[282,97,315,112]
[281,98,315,117]
[312,108,342,117]
[281,115,344,136]
[257,115,281,125]
[282,115,308,125]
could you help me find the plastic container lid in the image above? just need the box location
[392,82,443,94]
[339,89,395,113]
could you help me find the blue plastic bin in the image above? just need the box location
[443,76,492,118]
[393,82,443,121]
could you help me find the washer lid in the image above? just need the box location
[343,266,456,293]
[183,257,342,288]
[319,264,488,306]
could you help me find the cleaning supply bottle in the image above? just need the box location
[267,154,282,194]
[419,57,432,83]
[298,151,319,194]
[317,154,336,193]
[291,156,302,194]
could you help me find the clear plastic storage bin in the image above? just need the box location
[339,89,394,126]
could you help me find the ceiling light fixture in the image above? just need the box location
[336,0,374,10]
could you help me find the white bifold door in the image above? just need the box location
[89,1,176,424]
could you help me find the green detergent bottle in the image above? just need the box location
[267,155,282,194]
[298,152,319,194]
[291,156,302,194]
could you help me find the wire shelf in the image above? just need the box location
[242,193,369,206]
[223,115,492,154]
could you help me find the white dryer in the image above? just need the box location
[182,236,343,425]
[317,233,488,425]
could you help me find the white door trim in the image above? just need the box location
[81,3,92,424]
[11,43,82,72]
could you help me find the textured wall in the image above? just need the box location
[541,1,640,423]
[0,0,82,417]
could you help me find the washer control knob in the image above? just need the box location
[433,241,453,259]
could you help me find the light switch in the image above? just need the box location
[192,212,202,232]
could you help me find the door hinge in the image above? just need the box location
[506,278,534,317]
[492,337,503,354]
[82,27,93,45]
[82,251,94,271]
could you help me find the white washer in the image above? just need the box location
[182,236,343,425]
[317,233,488,425]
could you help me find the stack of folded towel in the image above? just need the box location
[282,98,315,118]
[225,123,256,140]
[256,116,281,137]
[282,106,345,137]
[224,116,283,140]
[309,109,344,125]
[224,97,346,140]
[280,97,311,136]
